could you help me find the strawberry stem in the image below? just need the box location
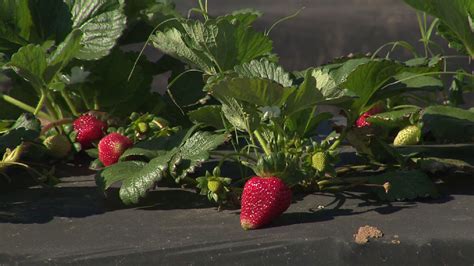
[78,86,92,110]
[40,118,74,135]
[33,92,46,116]
[0,92,53,121]
[329,128,348,151]
[60,90,79,116]
[253,129,271,156]
[210,151,257,169]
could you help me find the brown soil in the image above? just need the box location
[354,225,383,244]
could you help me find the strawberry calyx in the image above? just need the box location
[255,152,287,178]
[254,152,305,185]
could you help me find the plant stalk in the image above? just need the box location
[0,92,53,121]
[253,130,271,156]
[60,90,79,116]
[44,93,59,120]
[329,128,348,151]
[210,151,257,169]
[34,92,46,116]
[40,118,74,135]
[78,86,92,110]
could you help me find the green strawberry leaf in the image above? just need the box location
[5,44,47,90]
[369,69,443,104]
[342,60,404,113]
[234,58,293,87]
[220,9,262,27]
[341,59,442,116]
[424,105,474,121]
[285,111,333,138]
[119,152,175,205]
[304,58,441,117]
[96,160,147,190]
[448,71,469,106]
[0,0,34,53]
[367,170,439,201]
[0,0,72,56]
[68,0,127,60]
[285,70,324,115]
[422,105,474,143]
[396,144,474,165]
[366,107,421,128]
[211,77,295,107]
[220,97,260,132]
[170,131,228,181]
[0,0,126,61]
[85,49,153,115]
[120,131,186,160]
[44,29,83,82]
[403,0,474,57]
[417,157,474,174]
[10,113,41,131]
[151,14,272,74]
[187,105,226,129]
[437,22,469,55]
[100,127,226,205]
[167,70,206,108]
[124,0,181,35]
[0,77,38,120]
[309,58,369,105]
[0,113,40,154]
[152,25,215,73]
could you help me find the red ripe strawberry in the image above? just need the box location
[240,176,292,230]
[73,114,107,148]
[98,133,133,166]
[355,105,383,128]
[355,113,372,128]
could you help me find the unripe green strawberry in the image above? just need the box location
[137,122,148,134]
[311,151,328,172]
[43,135,72,158]
[393,125,421,146]
[207,180,222,193]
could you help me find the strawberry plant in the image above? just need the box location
[0,0,185,122]
[1,0,474,230]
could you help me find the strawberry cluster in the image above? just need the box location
[73,114,133,167]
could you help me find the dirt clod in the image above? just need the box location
[354,225,383,244]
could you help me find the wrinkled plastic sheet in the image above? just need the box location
[1,170,474,265]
